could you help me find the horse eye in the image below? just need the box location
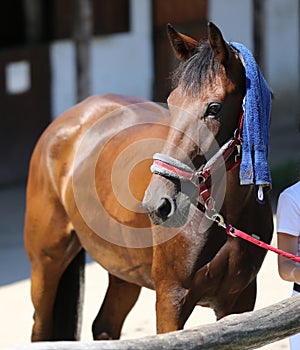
[206,103,222,118]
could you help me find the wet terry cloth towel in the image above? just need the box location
[229,42,272,188]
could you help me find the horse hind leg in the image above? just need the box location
[92,274,141,340]
[52,248,85,340]
[29,247,84,341]
[25,196,83,341]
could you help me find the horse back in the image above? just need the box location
[28,95,149,199]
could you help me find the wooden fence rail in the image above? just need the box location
[7,294,300,350]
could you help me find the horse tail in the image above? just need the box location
[52,248,85,340]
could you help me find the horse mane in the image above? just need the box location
[172,41,220,96]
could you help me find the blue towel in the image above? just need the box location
[229,42,272,188]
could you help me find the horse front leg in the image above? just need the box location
[152,241,197,334]
[154,281,196,333]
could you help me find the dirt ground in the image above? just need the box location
[0,236,293,349]
[0,186,293,349]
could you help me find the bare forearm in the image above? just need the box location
[277,233,300,283]
[278,259,300,283]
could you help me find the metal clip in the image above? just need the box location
[205,210,227,229]
[234,143,241,163]
[211,213,227,229]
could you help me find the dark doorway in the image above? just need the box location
[0,47,51,185]
[152,0,208,102]
[0,0,131,185]
[0,1,51,185]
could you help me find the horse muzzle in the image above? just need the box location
[142,174,193,227]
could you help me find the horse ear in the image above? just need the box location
[167,23,199,61]
[208,22,231,67]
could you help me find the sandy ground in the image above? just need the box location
[0,235,293,350]
[0,186,294,349]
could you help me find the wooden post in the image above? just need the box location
[73,0,93,102]
[23,0,43,44]
[299,0,300,132]
[253,0,265,71]
[8,295,300,350]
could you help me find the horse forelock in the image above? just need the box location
[172,41,220,96]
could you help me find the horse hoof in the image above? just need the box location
[95,332,112,340]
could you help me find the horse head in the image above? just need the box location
[143,22,246,226]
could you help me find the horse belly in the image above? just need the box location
[79,231,154,289]
[67,168,155,290]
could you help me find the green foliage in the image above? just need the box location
[270,160,299,201]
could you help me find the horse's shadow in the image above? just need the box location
[0,185,30,286]
[0,185,94,286]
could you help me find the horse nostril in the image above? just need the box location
[156,197,174,220]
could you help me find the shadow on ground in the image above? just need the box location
[0,184,94,286]
[0,185,30,285]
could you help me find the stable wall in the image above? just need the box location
[50,0,153,120]
[209,0,300,167]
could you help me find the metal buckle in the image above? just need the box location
[227,225,237,237]
[204,197,215,212]
[233,128,240,139]
[195,172,206,183]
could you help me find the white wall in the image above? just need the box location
[208,0,253,50]
[50,0,153,119]
[209,0,300,166]
[265,0,299,90]
[91,0,153,98]
[50,41,76,119]
[209,0,299,93]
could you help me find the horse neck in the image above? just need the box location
[223,166,254,221]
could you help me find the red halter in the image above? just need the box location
[150,111,300,263]
[151,111,244,209]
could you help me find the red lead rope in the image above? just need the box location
[226,224,300,263]
[204,212,300,263]
[151,110,300,263]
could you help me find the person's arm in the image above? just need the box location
[277,232,300,283]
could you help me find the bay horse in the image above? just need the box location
[24,22,273,341]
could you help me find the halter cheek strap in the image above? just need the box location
[151,153,199,184]
[151,112,243,210]
[149,111,300,263]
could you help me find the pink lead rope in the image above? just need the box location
[202,211,300,263]
[226,224,300,263]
